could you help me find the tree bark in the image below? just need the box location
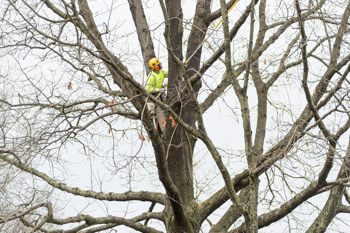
[163,1,193,232]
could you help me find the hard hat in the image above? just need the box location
[149,58,161,70]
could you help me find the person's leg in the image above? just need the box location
[155,104,166,132]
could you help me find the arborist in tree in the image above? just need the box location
[145,58,168,133]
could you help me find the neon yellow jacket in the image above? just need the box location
[145,70,168,93]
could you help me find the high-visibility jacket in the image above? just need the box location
[145,70,167,93]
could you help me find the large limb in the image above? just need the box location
[18,203,163,233]
[127,0,156,73]
[0,151,166,204]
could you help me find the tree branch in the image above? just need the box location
[0,152,166,204]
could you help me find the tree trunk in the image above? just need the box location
[165,1,193,232]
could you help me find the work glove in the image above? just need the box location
[158,88,166,94]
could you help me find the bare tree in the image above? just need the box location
[1,0,350,232]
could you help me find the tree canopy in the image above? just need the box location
[1,0,350,232]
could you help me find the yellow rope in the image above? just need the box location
[215,0,240,28]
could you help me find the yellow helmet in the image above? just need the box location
[149,58,161,70]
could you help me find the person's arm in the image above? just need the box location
[158,70,167,93]
[161,70,168,90]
